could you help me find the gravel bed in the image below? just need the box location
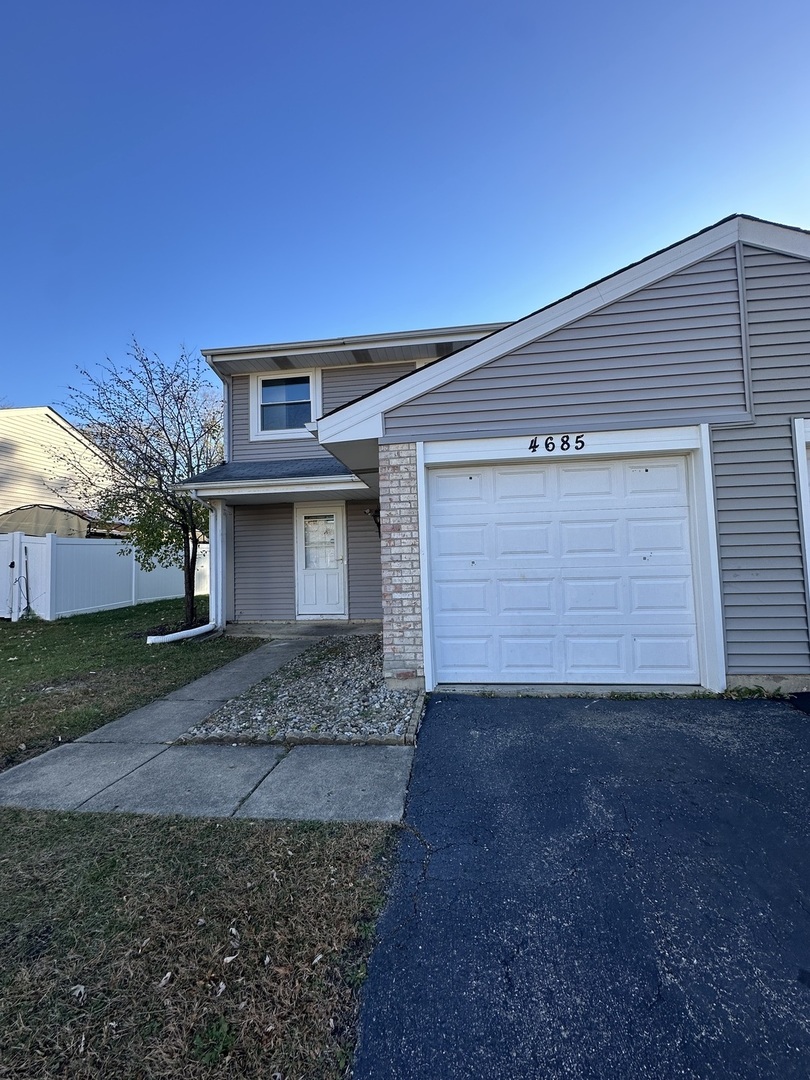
[180,633,421,745]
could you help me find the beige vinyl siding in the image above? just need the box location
[347,502,383,618]
[232,504,296,620]
[230,376,331,462]
[0,408,110,513]
[321,363,416,415]
[713,245,810,674]
[383,248,749,440]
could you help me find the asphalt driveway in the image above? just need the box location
[354,694,810,1079]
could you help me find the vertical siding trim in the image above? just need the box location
[734,241,756,419]
[792,417,810,636]
[694,424,727,691]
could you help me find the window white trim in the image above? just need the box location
[249,370,322,441]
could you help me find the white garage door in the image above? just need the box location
[428,457,699,685]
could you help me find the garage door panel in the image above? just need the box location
[433,524,488,558]
[565,635,625,674]
[630,576,694,613]
[499,636,557,673]
[562,577,622,613]
[432,579,491,615]
[625,461,688,499]
[632,635,697,676]
[558,464,616,499]
[497,578,555,614]
[560,519,620,555]
[431,471,487,504]
[627,516,691,555]
[434,636,493,674]
[495,522,554,558]
[428,457,700,684]
[494,467,550,502]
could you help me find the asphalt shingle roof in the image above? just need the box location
[182,457,353,485]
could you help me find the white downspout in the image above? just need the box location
[147,490,221,644]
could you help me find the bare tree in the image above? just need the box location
[63,340,223,628]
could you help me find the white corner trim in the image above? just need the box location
[692,425,726,692]
[317,219,747,444]
[792,418,810,627]
[249,369,322,441]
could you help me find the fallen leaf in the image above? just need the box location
[158,971,172,988]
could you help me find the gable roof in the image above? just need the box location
[315,214,810,446]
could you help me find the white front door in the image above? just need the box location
[295,503,347,617]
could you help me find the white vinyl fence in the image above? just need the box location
[0,532,209,621]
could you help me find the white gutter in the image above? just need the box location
[174,475,369,499]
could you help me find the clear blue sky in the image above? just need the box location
[2,0,809,408]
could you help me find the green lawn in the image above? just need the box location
[0,599,260,769]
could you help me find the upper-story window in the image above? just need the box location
[261,376,310,430]
[249,371,321,441]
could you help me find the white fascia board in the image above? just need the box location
[202,322,506,364]
[317,219,746,445]
[177,475,369,499]
[738,217,810,259]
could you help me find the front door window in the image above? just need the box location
[303,514,337,569]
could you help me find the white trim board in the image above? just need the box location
[422,426,703,466]
[793,418,810,632]
[249,369,323,442]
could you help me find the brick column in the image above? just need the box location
[379,442,425,689]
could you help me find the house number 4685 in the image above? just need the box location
[528,434,585,453]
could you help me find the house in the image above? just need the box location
[0,407,115,536]
[180,214,810,694]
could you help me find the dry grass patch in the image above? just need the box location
[0,809,393,1079]
[0,600,260,770]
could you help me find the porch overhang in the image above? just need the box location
[176,458,373,505]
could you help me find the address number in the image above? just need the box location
[528,434,585,453]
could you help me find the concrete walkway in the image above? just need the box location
[0,634,413,822]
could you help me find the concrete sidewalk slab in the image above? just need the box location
[81,745,286,817]
[77,699,218,744]
[0,742,166,811]
[237,745,414,822]
[165,641,310,701]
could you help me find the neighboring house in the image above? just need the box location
[0,407,113,535]
[180,214,810,694]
